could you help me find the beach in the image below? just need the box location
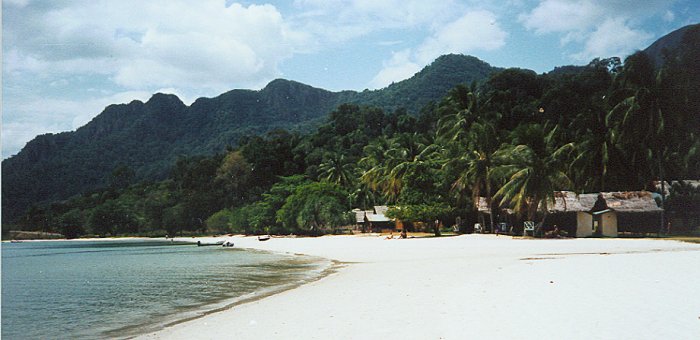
[138,235,700,339]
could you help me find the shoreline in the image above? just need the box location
[118,254,342,339]
[137,235,700,339]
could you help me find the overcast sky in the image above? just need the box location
[3,0,699,158]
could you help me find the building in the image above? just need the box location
[352,206,394,232]
[479,191,663,237]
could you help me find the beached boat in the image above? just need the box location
[257,235,271,241]
[197,240,225,246]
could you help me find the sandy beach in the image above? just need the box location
[137,235,700,339]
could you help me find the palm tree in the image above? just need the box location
[359,137,392,196]
[568,99,621,192]
[436,86,500,229]
[492,123,574,234]
[436,83,485,144]
[359,134,438,204]
[607,51,669,188]
[318,152,356,189]
[442,121,499,230]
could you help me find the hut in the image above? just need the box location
[575,193,617,237]
[482,191,662,237]
[542,191,586,236]
[352,206,394,232]
[477,197,516,233]
[578,191,663,236]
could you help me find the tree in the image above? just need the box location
[363,133,438,203]
[492,124,574,234]
[318,152,357,189]
[88,200,137,236]
[58,209,85,239]
[386,203,453,237]
[215,150,253,206]
[276,181,352,235]
[110,165,135,190]
[205,209,234,234]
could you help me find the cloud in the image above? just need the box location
[518,0,671,61]
[370,10,507,88]
[369,50,421,88]
[291,0,461,43]
[4,1,302,93]
[519,0,602,34]
[663,10,675,22]
[416,10,507,64]
[572,18,653,61]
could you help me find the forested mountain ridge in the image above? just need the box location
[2,54,499,222]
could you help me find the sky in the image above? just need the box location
[2,0,699,158]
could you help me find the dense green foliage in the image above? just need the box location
[3,25,700,238]
[2,55,500,223]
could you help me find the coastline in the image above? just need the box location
[137,234,700,339]
[115,252,340,339]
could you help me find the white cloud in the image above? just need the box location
[370,10,507,88]
[369,50,421,88]
[291,0,462,43]
[3,0,30,7]
[518,0,665,61]
[663,10,675,22]
[519,0,602,34]
[572,18,653,61]
[416,10,506,64]
[4,1,302,93]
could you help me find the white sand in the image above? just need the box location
[138,235,700,339]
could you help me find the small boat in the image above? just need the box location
[197,240,224,246]
[222,240,234,247]
[257,235,271,241]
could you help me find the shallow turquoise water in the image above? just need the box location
[1,240,329,339]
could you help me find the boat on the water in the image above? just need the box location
[222,240,234,247]
[257,235,271,241]
[197,240,224,246]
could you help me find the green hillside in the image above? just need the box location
[2,54,499,222]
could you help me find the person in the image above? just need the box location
[385,232,394,240]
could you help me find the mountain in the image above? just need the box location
[351,54,499,113]
[643,23,700,67]
[2,54,499,222]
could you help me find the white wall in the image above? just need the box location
[601,211,618,237]
[576,212,593,237]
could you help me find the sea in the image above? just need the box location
[1,239,332,339]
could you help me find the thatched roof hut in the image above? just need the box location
[546,191,586,212]
[479,191,663,237]
[477,197,514,214]
[578,192,662,213]
[352,206,393,231]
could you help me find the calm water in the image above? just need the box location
[1,240,330,339]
